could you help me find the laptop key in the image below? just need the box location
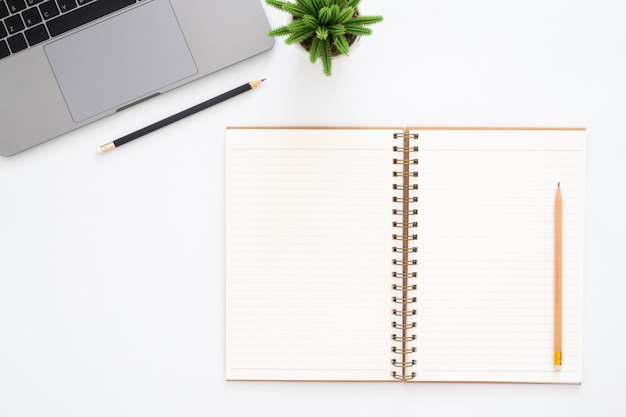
[1,1,9,19]
[55,0,76,13]
[22,6,43,26]
[5,14,24,34]
[25,22,48,45]
[0,39,9,58]
[7,32,27,52]
[47,0,136,37]
[39,0,58,19]
[6,0,26,13]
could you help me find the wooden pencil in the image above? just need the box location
[554,183,563,370]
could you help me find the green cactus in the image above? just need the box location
[266,0,383,76]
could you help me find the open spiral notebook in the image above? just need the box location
[224,126,585,384]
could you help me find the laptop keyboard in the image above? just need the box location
[0,0,140,61]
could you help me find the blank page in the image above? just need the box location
[410,128,585,383]
[225,127,401,381]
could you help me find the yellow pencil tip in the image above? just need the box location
[249,79,265,89]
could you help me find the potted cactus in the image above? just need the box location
[266,0,383,76]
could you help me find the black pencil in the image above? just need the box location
[98,79,265,153]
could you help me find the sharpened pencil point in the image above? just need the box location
[250,79,265,88]
[554,351,562,370]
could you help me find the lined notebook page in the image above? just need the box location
[410,128,585,383]
[225,128,401,381]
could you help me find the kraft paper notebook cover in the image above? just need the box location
[224,127,585,384]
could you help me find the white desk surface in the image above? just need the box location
[1,1,625,416]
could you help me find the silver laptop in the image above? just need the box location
[0,0,274,156]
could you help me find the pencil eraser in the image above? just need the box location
[98,142,116,154]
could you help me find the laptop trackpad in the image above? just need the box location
[45,0,197,123]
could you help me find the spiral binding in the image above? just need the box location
[391,131,419,381]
